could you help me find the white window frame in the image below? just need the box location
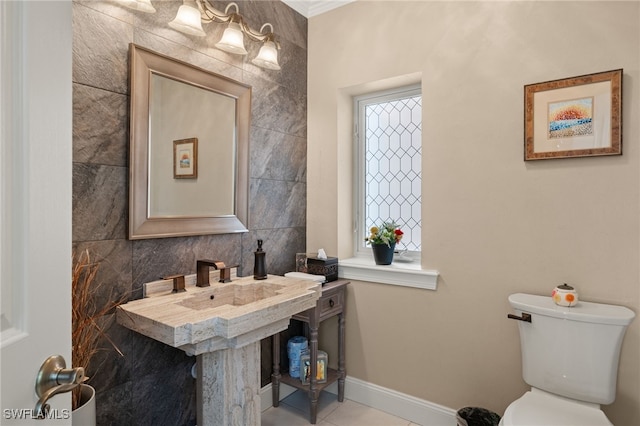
[353,84,422,262]
[338,84,439,290]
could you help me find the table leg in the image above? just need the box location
[308,309,319,424]
[337,311,346,402]
[271,332,281,407]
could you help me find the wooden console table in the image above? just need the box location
[271,279,349,424]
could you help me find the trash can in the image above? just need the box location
[456,407,501,426]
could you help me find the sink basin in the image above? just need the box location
[116,274,321,355]
[177,282,285,310]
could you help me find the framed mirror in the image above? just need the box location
[129,44,250,239]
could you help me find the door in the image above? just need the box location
[1,1,73,424]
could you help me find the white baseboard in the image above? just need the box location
[260,382,298,412]
[261,376,457,426]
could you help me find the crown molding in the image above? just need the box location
[281,0,354,18]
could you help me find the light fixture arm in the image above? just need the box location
[197,0,235,24]
[241,22,276,44]
[197,0,278,45]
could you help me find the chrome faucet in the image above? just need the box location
[196,260,226,287]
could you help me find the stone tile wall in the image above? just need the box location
[72,1,307,424]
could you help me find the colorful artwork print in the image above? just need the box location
[173,138,198,179]
[178,150,191,168]
[547,97,593,139]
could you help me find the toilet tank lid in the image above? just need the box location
[509,293,635,326]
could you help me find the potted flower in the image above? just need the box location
[365,221,404,265]
[72,250,126,425]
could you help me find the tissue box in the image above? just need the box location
[306,256,338,282]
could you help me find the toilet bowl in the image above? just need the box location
[505,293,634,426]
[500,388,611,426]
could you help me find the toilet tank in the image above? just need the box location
[508,293,634,405]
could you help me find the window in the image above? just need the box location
[354,85,422,258]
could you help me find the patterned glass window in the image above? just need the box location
[355,85,422,255]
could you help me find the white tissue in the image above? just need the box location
[317,248,327,259]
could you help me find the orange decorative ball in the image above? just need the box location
[552,284,579,307]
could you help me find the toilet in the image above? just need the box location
[502,293,635,425]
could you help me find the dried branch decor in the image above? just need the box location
[71,250,126,410]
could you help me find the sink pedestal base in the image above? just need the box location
[197,342,261,426]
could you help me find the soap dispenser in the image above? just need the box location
[254,239,267,280]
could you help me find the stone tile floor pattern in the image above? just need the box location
[262,390,420,426]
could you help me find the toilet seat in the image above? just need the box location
[501,389,612,426]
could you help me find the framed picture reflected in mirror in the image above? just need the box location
[173,138,198,179]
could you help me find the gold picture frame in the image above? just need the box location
[173,138,198,179]
[524,69,622,160]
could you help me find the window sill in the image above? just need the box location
[338,257,439,290]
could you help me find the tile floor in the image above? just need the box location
[262,390,420,426]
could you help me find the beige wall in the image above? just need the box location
[308,1,640,424]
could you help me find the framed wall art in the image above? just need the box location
[524,69,622,160]
[173,137,198,179]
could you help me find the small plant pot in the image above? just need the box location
[371,242,395,265]
[72,384,96,426]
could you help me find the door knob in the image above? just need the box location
[34,355,85,418]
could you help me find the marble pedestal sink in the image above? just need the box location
[116,273,321,426]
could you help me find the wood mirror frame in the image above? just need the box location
[129,44,250,239]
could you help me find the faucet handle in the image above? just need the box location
[164,274,186,293]
[218,265,239,283]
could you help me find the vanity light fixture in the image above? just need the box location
[122,0,281,71]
